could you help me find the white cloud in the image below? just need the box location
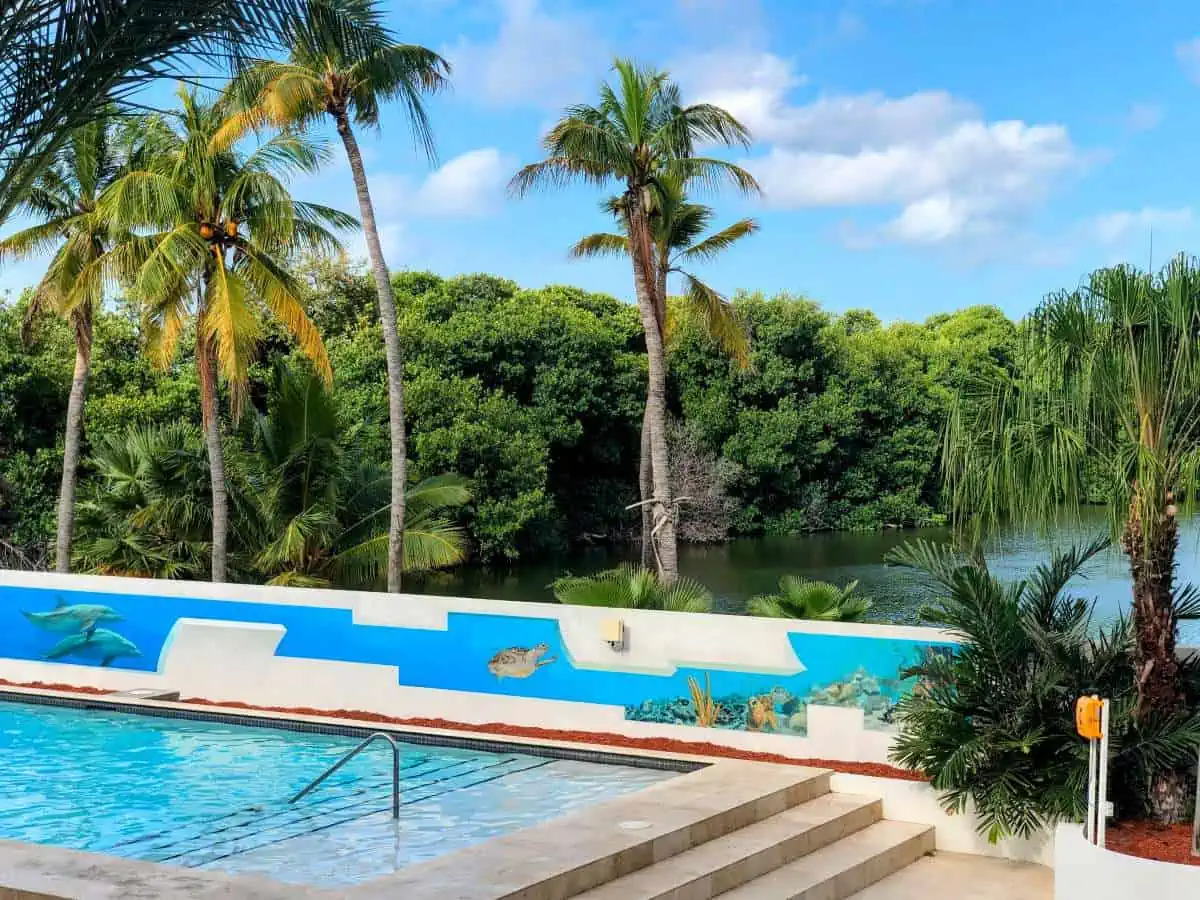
[1177,37,1200,83]
[675,51,1083,247]
[416,148,513,216]
[1123,102,1164,132]
[446,0,606,109]
[1091,207,1192,246]
[368,148,514,220]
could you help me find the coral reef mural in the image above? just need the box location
[1,584,953,737]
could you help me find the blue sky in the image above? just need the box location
[6,0,1200,321]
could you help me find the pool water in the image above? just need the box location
[0,701,674,886]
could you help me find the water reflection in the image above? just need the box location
[406,509,1200,641]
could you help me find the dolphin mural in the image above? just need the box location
[22,598,122,634]
[44,628,141,667]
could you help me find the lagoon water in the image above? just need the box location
[407,510,1200,642]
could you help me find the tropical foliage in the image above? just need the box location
[942,257,1200,819]
[552,564,713,612]
[0,117,132,572]
[886,538,1200,839]
[72,364,469,587]
[513,58,757,583]
[0,0,338,223]
[0,272,1022,568]
[242,366,468,587]
[221,0,450,592]
[748,577,872,622]
[102,85,352,582]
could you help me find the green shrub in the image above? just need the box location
[886,537,1200,840]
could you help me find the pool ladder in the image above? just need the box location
[290,732,401,819]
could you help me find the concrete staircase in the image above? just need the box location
[371,761,934,900]
[570,772,932,900]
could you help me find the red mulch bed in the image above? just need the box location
[1107,820,1200,866]
[0,678,925,781]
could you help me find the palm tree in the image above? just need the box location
[0,0,327,225]
[942,256,1200,820]
[570,173,756,564]
[748,576,872,622]
[551,564,713,612]
[512,59,757,582]
[0,119,132,572]
[245,364,469,587]
[102,86,353,582]
[216,0,450,592]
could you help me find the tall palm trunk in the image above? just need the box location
[54,305,93,572]
[638,251,670,567]
[626,195,677,581]
[197,327,228,583]
[334,110,407,592]
[1123,493,1188,821]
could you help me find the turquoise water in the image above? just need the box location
[0,701,673,886]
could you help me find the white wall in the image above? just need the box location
[1054,823,1200,897]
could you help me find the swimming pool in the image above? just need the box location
[0,700,676,887]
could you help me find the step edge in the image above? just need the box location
[571,797,884,900]
[714,822,935,899]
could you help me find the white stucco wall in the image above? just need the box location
[1054,823,1200,897]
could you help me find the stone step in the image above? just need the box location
[574,793,882,900]
[717,821,935,900]
[357,762,833,900]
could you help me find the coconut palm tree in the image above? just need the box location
[0,118,133,572]
[942,256,1200,821]
[244,364,470,587]
[512,58,758,582]
[570,173,756,564]
[748,576,872,622]
[551,564,713,612]
[215,0,450,593]
[101,86,353,582]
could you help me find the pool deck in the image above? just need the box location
[0,687,1053,900]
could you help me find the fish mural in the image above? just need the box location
[22,598,121,634]
[2,584,954,738]
[487,643,556,679]
[44,628,141,667]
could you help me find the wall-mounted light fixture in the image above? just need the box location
[601,618,626,652]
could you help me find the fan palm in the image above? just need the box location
[942,256,1200,820]
[513,58,758,583]
[101,86,354,582]
[0,118,132,572]
[551,564,713,613]
[244,364,469,587]
[215,0,450,593]
[570,173,756,564]
[74,423,216,579]
[748,576,872,622]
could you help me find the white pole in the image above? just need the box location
[1097,700,1111,848]
[1086,731,1097,845]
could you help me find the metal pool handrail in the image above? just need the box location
[289,732,400,819]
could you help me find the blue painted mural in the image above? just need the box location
[1,585,955,736]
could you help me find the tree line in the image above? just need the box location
[0,263,1019,575]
